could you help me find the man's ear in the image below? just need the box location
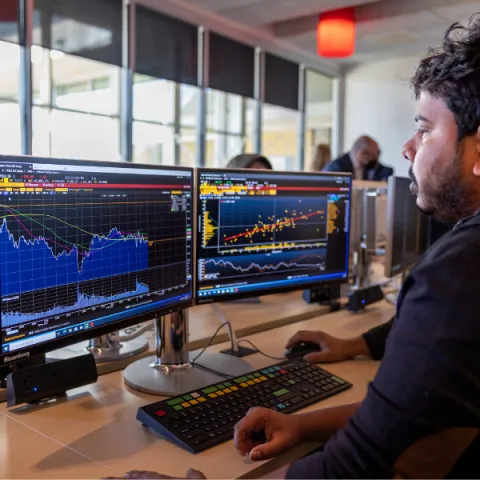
[474,127,480,176]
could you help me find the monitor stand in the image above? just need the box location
[124,309,253,396]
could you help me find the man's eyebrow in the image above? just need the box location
[414,115,431,123]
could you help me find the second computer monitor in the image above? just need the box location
[196,168,352,302]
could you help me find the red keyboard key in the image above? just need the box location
[280,369,287,374]
[155,410,167,417]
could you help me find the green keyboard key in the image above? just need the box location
[331,376,345,385]
[202,386,218,394]
[173,405,183,411]
[224,382,233,387]
[253,373,261,377]
[273,388,289,397]
[166,397,184,406]
[234,376,249,384]
[183,395,193,401]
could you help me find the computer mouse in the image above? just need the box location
[285,342,322,359]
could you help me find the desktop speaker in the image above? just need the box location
[6,353,98,407]
[347,285,384,313]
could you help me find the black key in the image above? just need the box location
[193,435,208,445]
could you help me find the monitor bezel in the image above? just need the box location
[194,167,352,304]
[0,155,194,366]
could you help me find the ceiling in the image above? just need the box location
[183,0,480,67]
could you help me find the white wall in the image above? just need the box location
[343,55,421,178]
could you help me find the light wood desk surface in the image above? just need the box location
[0,413,117,479]
[2,301,394,479]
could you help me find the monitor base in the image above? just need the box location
[124,352,253,396]
[48,335,149,364]
[220,345,257,357]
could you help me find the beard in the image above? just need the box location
[408,149,478,223]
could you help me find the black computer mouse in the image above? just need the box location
[285,342,322,359]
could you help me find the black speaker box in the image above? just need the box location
[6,353,98,407]
[347,285,384,313]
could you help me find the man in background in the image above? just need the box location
[324,135,393,181]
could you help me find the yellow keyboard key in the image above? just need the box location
[189,399,198,405]
[208,393,217,399]
[253,378,261,384]
[240,383,248,388]
[198,397,206,402]
[216,391,225,396]
[223,388,232,393]
[231,386,239,391]
[247,380,255,386]
[259,376,268,381]
[181,402,190,408]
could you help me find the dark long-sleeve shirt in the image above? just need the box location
[287,212,480,479]
[362,316,394,360]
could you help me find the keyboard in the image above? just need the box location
[136,359,352,453]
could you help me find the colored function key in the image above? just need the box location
[202,386,218,394]
[273,388,289,397]
[166,398,184,407]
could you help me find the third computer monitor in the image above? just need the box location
[385,176,426,277]
[195,168,352,302]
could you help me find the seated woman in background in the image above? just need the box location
[226,154,273,170]
[311,143,331,172]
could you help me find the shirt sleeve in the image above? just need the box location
[286,230,480,479]
[361,316,394,360]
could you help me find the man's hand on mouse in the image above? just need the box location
[286,330,356,363]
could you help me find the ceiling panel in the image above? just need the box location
[182,0,381,26]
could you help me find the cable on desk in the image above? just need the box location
[191,321,235,378]
[237,339,285,361]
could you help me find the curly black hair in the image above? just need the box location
[411,14,480,140]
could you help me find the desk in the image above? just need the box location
[2,301,394,479]
[0,413,116,478]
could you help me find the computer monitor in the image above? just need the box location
[385,176,427,277]
[0,156,193,366]
[195,168,352,302]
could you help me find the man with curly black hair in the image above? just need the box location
[116,16,480,480]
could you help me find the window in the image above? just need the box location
[133,75,175,124]
[133,6,199,166]
[262,53,300,170]
[0,41,20,154]
[33,107,120,161]
[206,89,255,167]
[262,104,300,171]
[32,0,122,161]
[132,122,175,165]
[305,70,334,171]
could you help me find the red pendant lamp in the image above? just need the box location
[0,0,18,22]
[317,7,356,58]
